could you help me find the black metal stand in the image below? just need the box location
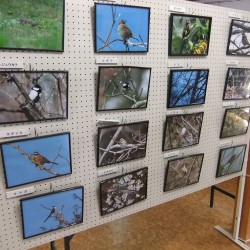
[64,234,75,250]
[210,185,236,208]
[50,241,56,250]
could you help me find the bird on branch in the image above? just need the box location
[44,206,56,223]
[118,20,139,43]
[31,152,58,166]
[242,32,250,46]
[182,19,192,40]
[20,84,42,108]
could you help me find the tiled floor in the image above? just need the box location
[31,178,243,250]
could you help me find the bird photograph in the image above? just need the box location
[95,3,150,52]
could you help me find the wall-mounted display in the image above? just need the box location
[216,144,246,178]
[227,19,250,56]
[20,186,83,239]
[94,3,150,52]
[220,107,250,138]
[99,167,147,215]
[169,13,212,56]
[96,66,151,111]
[168,69,209,108]
[164,154,204,192]
[223,68,250,100]
[1,133,71,188]
[0,0,64,51]
[98,121,149,167]
[0,71,68,125]
[162,112,204,151]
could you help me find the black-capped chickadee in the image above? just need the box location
[20,84,42,108]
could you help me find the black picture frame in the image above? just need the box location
[167,69,209,108]
[0,71,68,125]
[0,0,65,52]
[216,144,247,178]
[99,167,148,215]
[94,3,150,53]
[223,68,250,100]
[164,153,204,192]
[220,107,250,138]
[96,66,151,111]
[168,13,212,56]
[20,186,83,239]
[162,112,204,151]
[226,19,250,56]
[1,132,72,188]
[97,121,149,167]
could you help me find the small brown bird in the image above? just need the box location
[31,152,58,166]
[182,19,192,40]
[242,32,250,46]
[118,20,138,42]
[19,12,39,27]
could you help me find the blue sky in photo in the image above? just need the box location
[21,187,83,238]
[95,4,150,52]
[169,70,208,107]
[1,133,71,187]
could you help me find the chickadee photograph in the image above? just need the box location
[1,133,72,188]
[169,13,212,56]
[95,3,150,52]
[227,20,250,56]
[0,71,68,125]
[168,69,209,108]
[223,68,250,100]
[97,66,151,111]
[164,154,204,192]
[20,186,83,239]
[162,112,204,151]
[216,145,246,178]
[99,167,148,215]
[98,121,149,167]
[220,107,250,138]
[0,0,64,51]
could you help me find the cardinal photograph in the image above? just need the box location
[0,71,68,125]
[1,133,72,188]
[227,20,250,56]
[20,186,83,239]
[95,3,150,52]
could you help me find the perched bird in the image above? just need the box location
[182,19,192,40]
[19,12,39,27]
[44,206,56,223]
[31,152,58,166]
[118,138,127,146]
[224,154,237,166]
[122,81,132,91]
[20,84,42,108]
[118,20,139,42]
[242,32,250,46]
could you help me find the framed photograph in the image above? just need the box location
[1,133,71,188]
[168,69,209,108]
[223,68,250,100]
[162,112,204,151]
[169,13,212,56]
[97,66,151,111]
[94,3,150,52]
[216,145,246,178]
[220,107,250,138]
[164,154,204,192]
[0,0,64,51]
[99,167,147,215]
[20,186,83,239]
[98,121,149,167]
[0,71,68,125]
[227,19,250,56]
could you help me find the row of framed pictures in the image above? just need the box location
[1,1,249,57]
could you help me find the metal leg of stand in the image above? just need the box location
[210,185,235,208]
[210,186,215,208]
[50,241,56,250]
[64,234,74,250]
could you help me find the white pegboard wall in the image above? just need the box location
[0,0,250,249]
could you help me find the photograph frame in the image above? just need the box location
[0,0,65,52]
[20,186,83,239]
[162,112,204,151]
[220,107,250,139]
[167,69,209,108]
[94,2,150,53]
[226,19,250,57]
[216,144,247,178]
[97,121,149,167]
[99,167,148,216]
[0,71,68,125]
[1,132,72,188]
[223,68,250,100]
[168,13,212,57]
[164,153,204,192]
[96,66,152,111]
